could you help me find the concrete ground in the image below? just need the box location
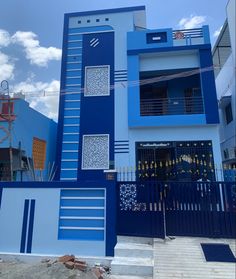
[154,237,236,279]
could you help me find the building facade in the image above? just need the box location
[0,95,57,181]
[56,6,222,182]
[213,0,236,169]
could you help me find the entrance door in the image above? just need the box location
[136,143,176,181]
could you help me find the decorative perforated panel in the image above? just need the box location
[82,135,109,169]
[32,137,47,170]
[85,65,110,96]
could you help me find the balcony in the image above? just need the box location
[140,96,204,116]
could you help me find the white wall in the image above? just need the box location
[140,51,199,72]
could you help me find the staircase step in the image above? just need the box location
[110,276,152,279]
[115,242,153,258]
[117,236,153,245]
[111,257,153,276]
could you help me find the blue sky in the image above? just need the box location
[0,0,228,120]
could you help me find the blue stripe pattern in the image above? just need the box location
[115,140,129,154]
[26,200,35,253]
[115,70,127,82]
[58,189,105,241]
[20,200,29,253]
[60,31,83,181]
[20,199,36,253]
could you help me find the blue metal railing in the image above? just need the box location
[140,96,204,116]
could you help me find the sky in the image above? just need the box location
[0,0,229,121]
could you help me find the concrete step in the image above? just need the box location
[117,235,153,245]
[110,276,152,279]
[115,242,153,258]
[111,256,153,276]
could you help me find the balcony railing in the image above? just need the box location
[140,96,204,116]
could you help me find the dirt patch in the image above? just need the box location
[0,258,110,279]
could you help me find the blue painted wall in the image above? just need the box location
[127,28,173,50]
[77,31,115,180]
[199,47,220,124]
[0,99,57,180]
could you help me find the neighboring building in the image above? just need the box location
[213,0,236,168]
[56,6,222,182]
[0,94,57,181]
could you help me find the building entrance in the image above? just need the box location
[136,141,215,181]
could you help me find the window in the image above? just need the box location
[146,32,167,44]
[87,19,90,23]
[82,135,109,170]
[223,149,229,159]
[96,19,100,22]
[32,137,47,170]
[78,20,81,24]
[85,65,110,96]
[105,18,109,21]
[225,103,233,124]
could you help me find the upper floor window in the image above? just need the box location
[146,32,167,44]
[225,103,233,124]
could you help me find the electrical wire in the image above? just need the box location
[0,64,234,98]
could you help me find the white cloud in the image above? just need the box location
[0,51,14,81]
[12,31,62,67]
[178,15,206,29]
[214,26,223,38]
[0,29,11,47]
[13,79,60,121]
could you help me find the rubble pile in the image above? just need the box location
[40,254,111,279]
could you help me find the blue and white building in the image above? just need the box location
[0,6,225,259]
[56,6,222,182]
[213,0,236,169]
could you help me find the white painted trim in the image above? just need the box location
[82,134,110,170]
[67,54,82,57]
[65,100,81,103]
[63,132,79,135]
[61,188,105,191]
[60,216,104,220]
[68,40,82,42]
[65,84,81,87]
[66,69,81,72]
[63,124,80,126]
[61,196,104,200]
[67,61,82,64]
[61,159,78,162]
[64,108,80,111]
[61,168,78,171]
[60,206,104,210]
[69,30,114,36]
[84,65,110,97]
[68,47,82,50]
[64,116,80,119]
[60,178,77,181]
[62,150,78,152]
[64,92,81,95]
[66,76,81,79]
[59,226,104,230]
[62,141,79,144]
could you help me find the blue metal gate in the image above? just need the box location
[117,181,236,238]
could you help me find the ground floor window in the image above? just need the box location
[136,141,215,181]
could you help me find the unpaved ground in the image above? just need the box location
[0,259,107,279]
